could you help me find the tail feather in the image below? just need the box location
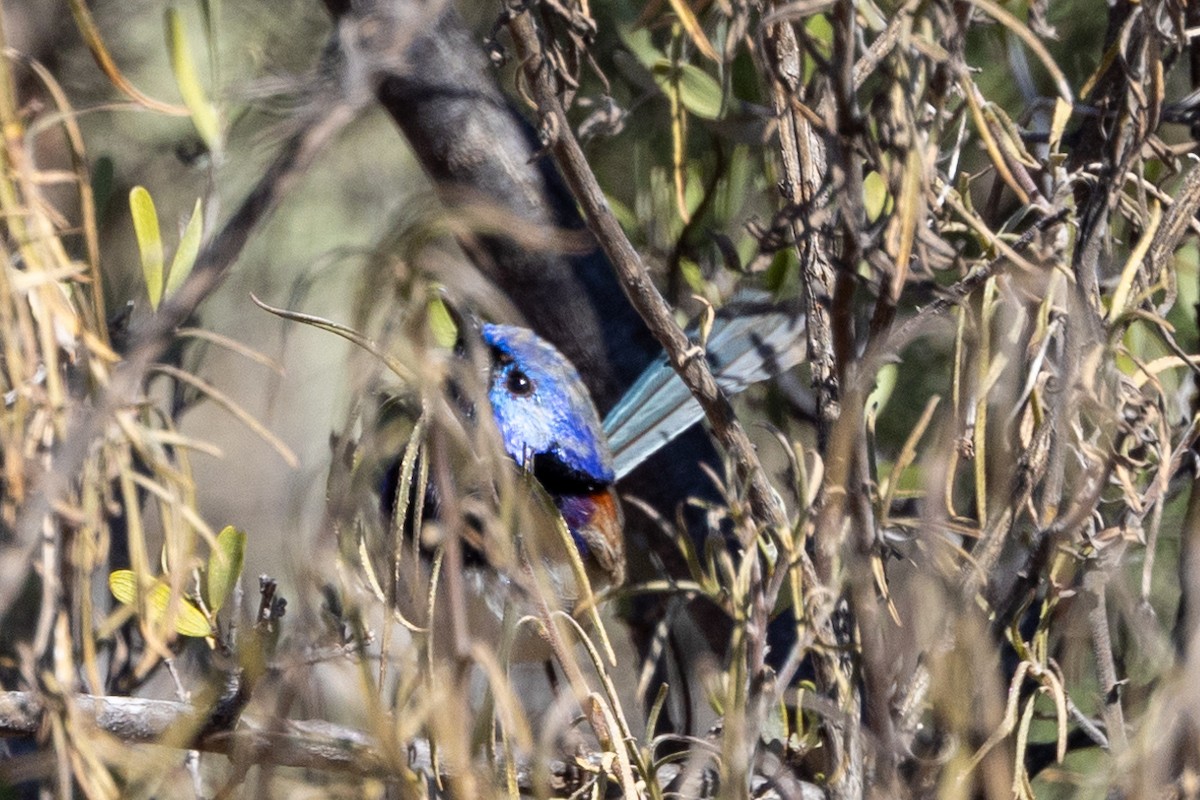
[604,295,805,480]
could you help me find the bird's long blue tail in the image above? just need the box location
[603,295,806,480]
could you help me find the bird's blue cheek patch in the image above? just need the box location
[481,323,615,484]
[488,390,613,484]
[545,406,613,483]
[488,387,551,462]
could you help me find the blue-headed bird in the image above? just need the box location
[481,323,626,593]
[388,297,805,656]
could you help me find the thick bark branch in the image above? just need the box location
[0,691,825,797]
[0,691,386,775]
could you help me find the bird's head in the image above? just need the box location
[481,323,615,491]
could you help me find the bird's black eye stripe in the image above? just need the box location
[506,368,534,396]
[491,345,513,366]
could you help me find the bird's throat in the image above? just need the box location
[530,450,609,495]
[555,488,625,587]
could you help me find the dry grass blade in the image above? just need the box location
[251,294,416,384]
[148,364,298,469]
[6,0,1200,796]
[665,0,720,62]
[65,0,190,116]
[965,0,1074,103]
[176,327,286,374]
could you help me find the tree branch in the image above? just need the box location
[0,690,824,797]
[503,2,788,536]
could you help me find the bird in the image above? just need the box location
[382,295,805,657]
[481,323,626,592]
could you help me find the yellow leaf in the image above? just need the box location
[426,295,458,349]
[1049,97,1072,152]
[148,583,213,638]
[867,363,899,418]
[165,198,203,299]
[108,569,213,638]
[206,525,246,614]
[129,187,163,310]
[108,569,138,605]
[165,8,221,154]
[863,171,889,222]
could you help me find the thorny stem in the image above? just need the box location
[759,9,879,795]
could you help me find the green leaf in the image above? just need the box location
[109,569,213,638]
[803,15,833,80]
[680,258,706,294]
[863,170,890,222]
[762,697,790,746]
[426,296,458,349]
[165,7,221,154]
[765,249,798,294]
[651,60,723,120]
[805,14,834,46]
[618,26,661,67]
[206,525,246,614]
[867,363,899,418]
[606,193,637,231]
[129,186,164,310]
[676,63,724,120]
[165,197,203,299]
[199,0,220,80]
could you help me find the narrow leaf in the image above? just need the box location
[867,363,899,418]
[652,60,723,120]
[166,197,204,299]
[165,8,222,154]
[890,147,923,300]
[206,525,246,614]
[863,171,889,222]
[677,63,723,119]
[1049,97,1072,152]
[426,295,458,349]
[1109,201,1161,324]
[619,27,660,67]
[129,187,164,310]
[165,197,203,299]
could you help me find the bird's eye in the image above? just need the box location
[506,368,534,397]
